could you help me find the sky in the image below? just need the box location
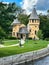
[0,0,49,15]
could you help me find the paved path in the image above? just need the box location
[0,43,19,48]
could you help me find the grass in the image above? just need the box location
[0,40,49,57]
[3,40,19,46]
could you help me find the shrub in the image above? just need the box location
[45,38,49,41]
[34,43,38,44]
[8,36,17,40]
[28,38,32,40]
[0,39,4,44]
[37,30,43,39]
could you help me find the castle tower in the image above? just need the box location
[11,18,21,38]
[27,8,40,39]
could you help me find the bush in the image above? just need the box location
[28,38,32,40]
[34,43,38,44]
[0,39,4,44]
[8,36,17,40]
[45,38,49,41]
[37,30,43,39]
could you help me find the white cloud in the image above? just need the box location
[2,2,9,4]
[21,0,38,14]
[20,0,48,15]
[37,10,47,15]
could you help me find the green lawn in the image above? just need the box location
[0,40,49,57]
[3,40,19,46]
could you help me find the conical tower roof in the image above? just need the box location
[11,18,20,26]
[29,8,39,20]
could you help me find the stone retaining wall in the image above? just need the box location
[0,47,49,65]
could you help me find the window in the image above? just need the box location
[21,34,23,39]
[30,29,31,32]
[35,31,37,34]
[17,33,18,37]
[32,20,34,22]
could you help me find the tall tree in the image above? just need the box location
[0,2,22,39]
[39,15,49,39]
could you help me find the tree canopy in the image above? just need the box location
[0,2,22,39]
[39,14,49,39]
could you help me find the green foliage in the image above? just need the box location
[8,36,17,40]
[0,2,22,39]
[47,10,49,13]
[39,15,49,39]
[0,39,4,44]
[37,30,43,39]
[3,40,19,46]
[18,14,29,25]
[0,27,6,39]
[45,38,49,41]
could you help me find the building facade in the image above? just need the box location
[11,8,40,39]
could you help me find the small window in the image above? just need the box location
[35,31,37,34]
[21,34,23,39]
[17,33,18,37]
[30,29,31,32]
[32,20,34,22]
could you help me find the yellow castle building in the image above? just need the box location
[11,8,40,39]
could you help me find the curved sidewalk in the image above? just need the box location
[0,43,19,48]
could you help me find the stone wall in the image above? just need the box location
[0,47,49,65]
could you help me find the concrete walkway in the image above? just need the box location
[0,43,19,48]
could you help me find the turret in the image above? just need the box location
[27,8,40,39]
[11,18,21,38]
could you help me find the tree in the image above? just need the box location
[47,10,49,18]
[0,27,5,39]
[47,10,49,13]
[18,14,29,25]
[0,2,22,39]
[37,30,43,39]
[39,14,49,39]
